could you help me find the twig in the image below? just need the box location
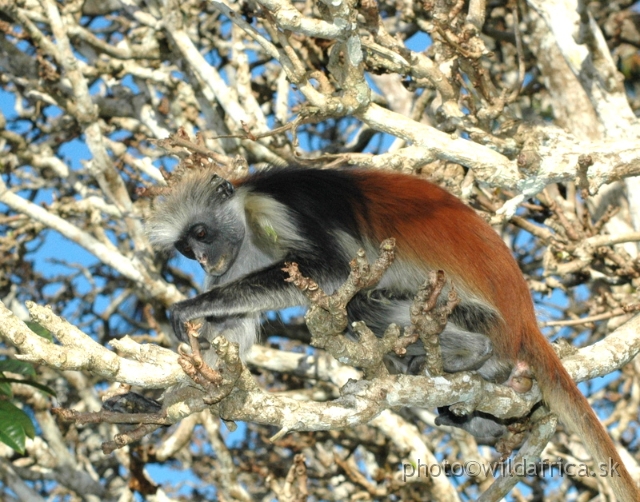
[544,304,640,327]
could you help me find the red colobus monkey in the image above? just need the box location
[147,167,639,501]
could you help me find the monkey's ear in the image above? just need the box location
[213,177,235,199]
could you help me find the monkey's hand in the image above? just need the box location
[168,301,193,343]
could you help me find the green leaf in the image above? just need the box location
[0,374,11,398]
[0,423,26,454]
[0,377,56,397]
[25,321,53,341]
[0,401,36,453]
[0,358,36,377]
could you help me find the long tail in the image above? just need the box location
[523,329,639,502]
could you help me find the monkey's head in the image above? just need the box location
[146,170,245,276]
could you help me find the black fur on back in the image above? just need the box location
[241,168,369,269]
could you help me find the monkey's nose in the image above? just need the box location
[197,255,212,272]
[197,256,211,272]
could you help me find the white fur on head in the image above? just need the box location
[146,170,232,252]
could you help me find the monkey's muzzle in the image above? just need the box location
[202,254,230,275]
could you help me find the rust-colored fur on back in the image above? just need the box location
[353,171,530,358]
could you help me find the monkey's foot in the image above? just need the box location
[505,361,533,393]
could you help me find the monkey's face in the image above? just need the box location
[174,206,245,277]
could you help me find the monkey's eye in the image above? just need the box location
[190,225,207,241]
